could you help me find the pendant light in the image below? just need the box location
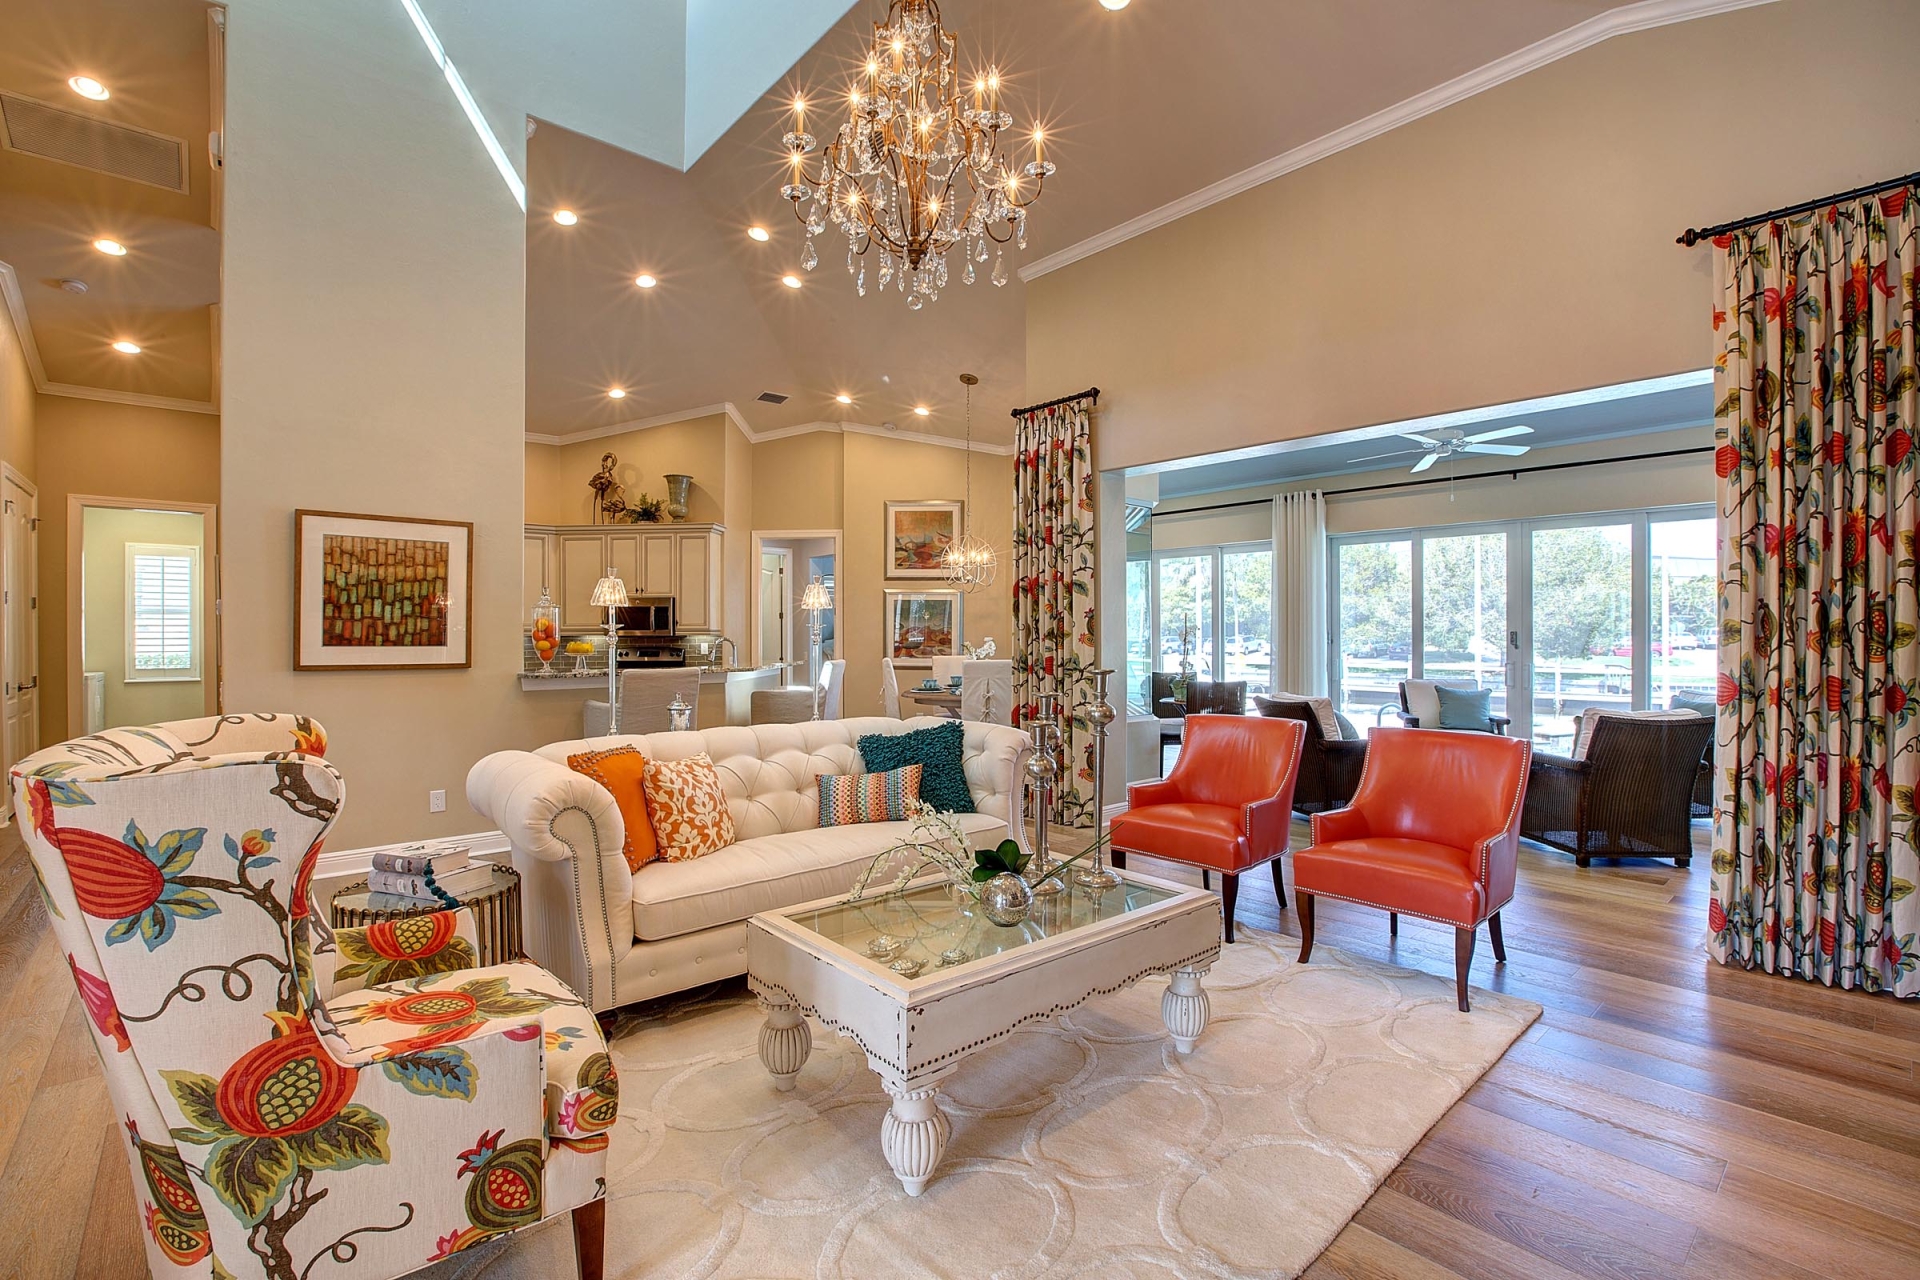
[944,372,996,591]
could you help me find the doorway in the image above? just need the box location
[759,549,791,676]
[752,530,841,687]
[68,496,219,738]
[1,465,37,820]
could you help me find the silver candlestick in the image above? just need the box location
[1075,668,1122,891]
[1024,694,1063,897]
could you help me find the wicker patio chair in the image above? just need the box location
[1520,713,1715,867]
[1252,695,1367,814]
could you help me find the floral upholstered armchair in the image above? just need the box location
[11,715,612,1280]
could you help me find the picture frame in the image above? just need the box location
[294,510,473,670]
[885,500,963,579]
[885,589,963,664]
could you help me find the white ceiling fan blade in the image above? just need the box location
[1347,448,1421,464]
[1410,452,1439,474]
[1462,443,1531,456]
[1400,433,1442,446]
[1463,424,1534,443]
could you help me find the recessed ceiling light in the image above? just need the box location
[782,274,803,289]
[634,274,657,288]
[607,388,627,399]
[1100,0,1131,9]
[913,405,931,416]
[92,238,127,256]
[835,393,853,405]
[552,209,578,226]
[747,226,771,242]
[68,75,109,101]
[111,340,141,354]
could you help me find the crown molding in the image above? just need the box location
[529,406,1016,455]
[1018,0,1780,283]
[840,421,1016,456]
[1,261,220,415]
[525,401,751,446]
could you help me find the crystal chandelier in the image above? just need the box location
[945,373,996,591]
[780,0,1054,310]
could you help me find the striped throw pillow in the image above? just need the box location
[818,765,923,827]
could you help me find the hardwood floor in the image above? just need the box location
[4,821,1918,1279]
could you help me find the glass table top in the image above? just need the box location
[783,875,1179,977]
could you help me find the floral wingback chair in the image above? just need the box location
[11,715,612,1280]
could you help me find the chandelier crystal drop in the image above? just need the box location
[945,373,996,592]
[780,0,1054,309]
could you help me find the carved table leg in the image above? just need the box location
[1162,966,1211,1055]
[758,1000,811,1092]
[879,1077,952,1197]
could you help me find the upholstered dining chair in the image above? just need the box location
[11,715,612,1280]
[960,658,1014,724]
[1108,714,1305,942]
[880,657,903,718]
[1293,727,1531,1011]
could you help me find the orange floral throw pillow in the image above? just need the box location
[568,747,659,873]
[641,753,736,862]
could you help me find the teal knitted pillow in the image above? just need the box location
[857,721,975,814]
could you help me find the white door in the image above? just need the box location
[758,550,789,671]
[2,469,38,817]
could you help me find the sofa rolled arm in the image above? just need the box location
[467,751,633,1013]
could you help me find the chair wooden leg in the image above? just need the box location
[1454,926,1475,1012]
[1389,912,1398,939]
[1488,911,1506,963]
[572,1197,606,1280]
[1296,892,1314,963]
[1221,872,1239,943]
[1111,847,1127,870]
[1201,869,1211,890]
[1268,856,1287,910]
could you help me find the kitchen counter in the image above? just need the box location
[517,663,785,728]
[518,670,611,692]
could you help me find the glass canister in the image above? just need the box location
[530,589,561,672]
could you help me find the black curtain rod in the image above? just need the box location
[1010,387,1100,418]
[1677,169,1920,246]
[1157,446,1714,516]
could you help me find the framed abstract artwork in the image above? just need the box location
[885,589,963,663]
[294,510,472,670]
[885,500,963,578]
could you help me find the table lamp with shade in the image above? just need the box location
[590,568,628,728]
[800,575,832,717]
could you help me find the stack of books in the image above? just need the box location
[366,844,492,906]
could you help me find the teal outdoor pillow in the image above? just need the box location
[857,721,975,814]
[1434,685,1493,730]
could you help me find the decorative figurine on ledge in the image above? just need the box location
[589,452,626,524]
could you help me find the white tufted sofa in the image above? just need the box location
[468,717,1034,1011]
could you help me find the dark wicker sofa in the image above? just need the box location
[1251,695,1367,815]
[1520,713,1715,868]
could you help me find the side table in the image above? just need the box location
[330,862,525,965]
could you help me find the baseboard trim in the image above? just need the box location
[316,829,512,881]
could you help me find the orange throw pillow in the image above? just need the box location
[641,753,736,861]
[567,747,659,873]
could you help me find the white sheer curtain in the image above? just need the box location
[1272,491,1328,695]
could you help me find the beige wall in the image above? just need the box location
[81,507,207,729]
[749,432,844,529]
[0,289,32,484]
[1027,0,1920,472]
[221,0,581,850]
[33,395,220,743]
[525,414,729,526]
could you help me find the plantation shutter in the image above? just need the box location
[129,547,196,674]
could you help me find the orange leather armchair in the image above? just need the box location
[1293,728,1530,1010]
[1109,714,1305,942]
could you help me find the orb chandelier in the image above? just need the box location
[780,0,1054,310]
[945,373,996,591]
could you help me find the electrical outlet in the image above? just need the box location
[429,789,447,813]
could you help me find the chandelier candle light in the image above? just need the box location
[945,372,996,591]
[780,0,1054,309]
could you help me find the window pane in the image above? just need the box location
[1422,532,1507,718]
[1529,524,1631,751]
[1334,539,1411,730]
[1652,517,1717,708]
[1222,548,1271,696]
[129,549,195,675]
[1126,558,1151,713]
[1156,555,1213,682]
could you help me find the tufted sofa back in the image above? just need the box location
[535,715,1030,841]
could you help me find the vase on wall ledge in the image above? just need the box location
[664,474,693,522]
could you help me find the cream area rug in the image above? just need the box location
[417,928,1540,1280]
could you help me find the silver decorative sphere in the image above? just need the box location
[978,872,1034,927]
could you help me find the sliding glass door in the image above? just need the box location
[1331,504,1712,746]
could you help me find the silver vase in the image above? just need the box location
[1074,668,1122,891]
[1024,695,1064,897]
[664,474,693,521]
[978,872,1034,927]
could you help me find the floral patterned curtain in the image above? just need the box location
[1013,395,1098,827]
[1709,183,1920,998]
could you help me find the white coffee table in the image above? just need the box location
[747,870,1222,1196]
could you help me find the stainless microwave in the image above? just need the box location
[612,596,675,635]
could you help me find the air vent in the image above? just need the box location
[0,93,189,193]
[756,391,790,405]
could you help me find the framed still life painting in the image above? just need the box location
[295,510,472,670]
[885,589,963,664]
[885,500,963,578]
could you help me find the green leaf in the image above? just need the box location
[382,1048,478,1100]
[152,828,207,876]
[159,887,221,920]
[1888,879,1916,904]
[162,1070,228,1135]
[204,1135,296,1226]
[971,867,997,883]
[1894,624,1918,651]
[285,1103,390,1174]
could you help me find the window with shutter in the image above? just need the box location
[125,543,199,680]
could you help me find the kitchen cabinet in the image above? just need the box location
[521,532,554,618]
[530,523,725,633]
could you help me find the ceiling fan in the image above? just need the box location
[1348,425,1534,474]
